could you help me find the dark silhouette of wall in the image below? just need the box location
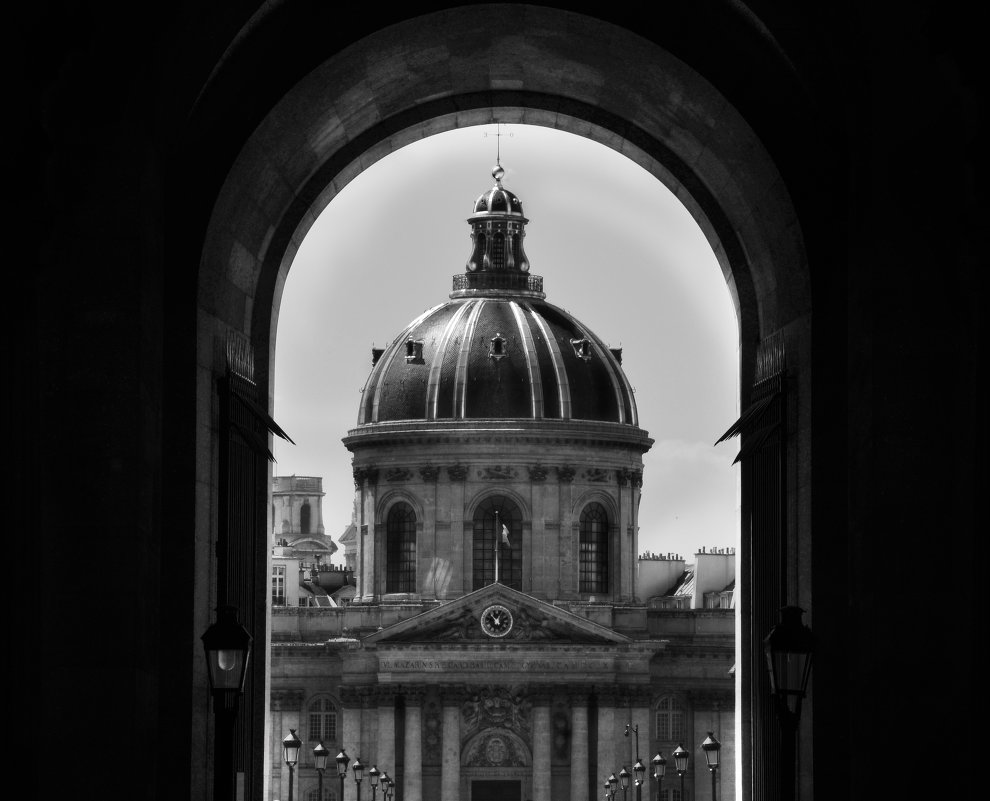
[13,2,983,800]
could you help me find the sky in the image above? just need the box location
[272,123,740,564]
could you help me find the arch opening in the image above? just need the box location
[195,9,811,801]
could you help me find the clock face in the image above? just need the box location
[480,604,513,638]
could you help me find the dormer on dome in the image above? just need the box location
[353,162,646,429]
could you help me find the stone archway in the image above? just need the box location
[193,5,812,800]
[461,727,532,801]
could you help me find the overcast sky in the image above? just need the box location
[272,123,740,563]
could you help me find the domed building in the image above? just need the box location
[344,164,650,604]
[268,166,735,801]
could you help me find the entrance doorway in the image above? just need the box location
[472,780,521,801]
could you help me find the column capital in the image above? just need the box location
[594,685,626,706]
[447,464,468,481]
[527,685,555,705]
[401,686,428,705]
[563,685,591,705]
[528,464,549,481]
[419,465,439,482]
[439,683,469,704]
[353,466,380,487]
[374,685,399,705]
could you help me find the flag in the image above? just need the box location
[501,524,510,545]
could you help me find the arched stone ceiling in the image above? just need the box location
[198,5,809,368]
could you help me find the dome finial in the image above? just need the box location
[485,123,511,186]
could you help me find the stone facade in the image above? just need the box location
[270,588,734,801]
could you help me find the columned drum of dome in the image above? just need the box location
[344,165,653,604]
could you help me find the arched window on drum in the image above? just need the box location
[386,502,416,593]
[579,502,609,594]
[472,496,522,590]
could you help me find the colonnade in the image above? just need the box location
[338,685,657,801]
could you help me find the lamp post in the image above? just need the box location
[369,765,380,801]
[352,756,366,801]
[633,760,646,801]
[379,771,392,801]
[652,753,666,801]
[701,732,721,801]
[764,606,815,801]
[282,729,303,801]
[314,741,329,801]
[607,773,618,801]
[336,749,350,801]
[625,724,644,801]
[619,766,631,801]
[201,605,253,801]
[672,744,688,801]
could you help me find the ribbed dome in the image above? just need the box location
[472,165,525,216]
[355,165,639,427]
[358,298,637,425]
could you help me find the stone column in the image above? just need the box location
[596,688,618,790]
[376,688,397,782]
[569,689,590,801]
[404,689,425,801]
[528,465,549,596]
[557,466,576,594]
[446,465,467,594]
[271,690,304,801]
[441,688,462,801]
[341,686,366,800]
[632,700,651,777]
[531,689,553,801]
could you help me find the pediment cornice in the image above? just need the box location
[361,583,631,646]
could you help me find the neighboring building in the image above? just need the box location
[269,167,735,801]
[272,475,334,559]
[271,475,355,608]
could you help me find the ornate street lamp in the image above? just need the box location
[764,606,815,801]
[368,765,381,801]
[619,766,631,801]
[336,749,350,801]
[764,607,814,718]
[352,756,366,801]
[651,753,666,801]
[282,729,303,801]
[701,732,721,801]
[608,773,619,801]
[201,606,253,801]
[379,771,392,801]
[626,723,644,801]
[314,741,330,801]
[672,744,689,801]
[633,760,646,801]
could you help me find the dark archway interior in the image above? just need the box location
[16,3,981,801]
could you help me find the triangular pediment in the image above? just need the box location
[362,583,630,645]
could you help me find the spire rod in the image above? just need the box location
[485,124,513,184]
